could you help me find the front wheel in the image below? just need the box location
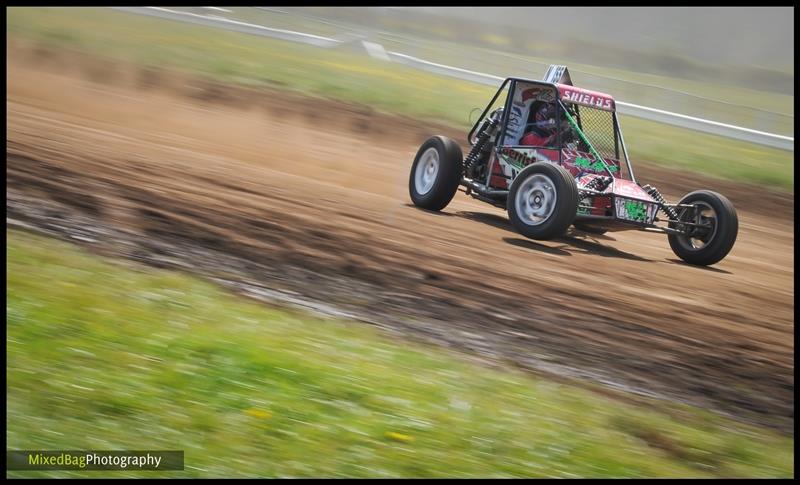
[668,190,738,266]
[409,136,463,211]
[507,162,578,240]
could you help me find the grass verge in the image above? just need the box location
[6,229,795,478]
[5,7,794,192]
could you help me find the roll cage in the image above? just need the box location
[467,77,638,184]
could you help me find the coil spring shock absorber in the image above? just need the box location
[642,184,678,221]
[464,110,501,178]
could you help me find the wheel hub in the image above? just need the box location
[414,147,440,195]
[515,174,557,226]
[678,202,718,250]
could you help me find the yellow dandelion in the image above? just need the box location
[244,408,272,419]
[385,431,414,443]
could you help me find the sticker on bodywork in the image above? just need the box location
[561,149,620,177]
[522,87,556,103]
[498,146,541,169]
[615,198,658,224]
[558,85,615,111]
[574,156,618,173]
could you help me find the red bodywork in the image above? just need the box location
[489,150,654,204]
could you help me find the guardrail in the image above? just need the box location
[387,51,795,151]
[111,7,793,151]
[112,7,339,47]
[378,39,795,137]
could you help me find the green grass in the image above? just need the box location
[6,229,795,478]
[620,117,793,189]
[6,7,794,192]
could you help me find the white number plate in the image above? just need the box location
[615,198,658,224]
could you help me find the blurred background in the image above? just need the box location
[6,6,795,478]
[180,6,796,136]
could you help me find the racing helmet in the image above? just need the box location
[532,102,557,134]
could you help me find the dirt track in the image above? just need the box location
[6,43,795,433]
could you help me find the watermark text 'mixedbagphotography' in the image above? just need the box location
[7,450,184,471]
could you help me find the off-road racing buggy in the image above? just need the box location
[408,66,738,266]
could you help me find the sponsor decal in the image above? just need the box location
[521,88,538,103]
[499,146,538,169]
[625,200,647,221]
[521,87,556,103]
[574,156,618,173]
[615,198,657,224]
[503,101,527,145]
[497,147,559,184]
[577,202,592,215]
[561,88,614,110]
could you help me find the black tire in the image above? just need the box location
[507,162,578,240]
[408,136,463,211]
[668,190,738,266]
[573,222,608,235]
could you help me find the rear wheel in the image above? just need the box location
[668,190,738,266]
[409,136,463,211]
[507,162,578,240]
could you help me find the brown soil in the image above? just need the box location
[6,42,795,434]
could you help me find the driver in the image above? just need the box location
[520,102,579,149]
[520,102,556,146]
